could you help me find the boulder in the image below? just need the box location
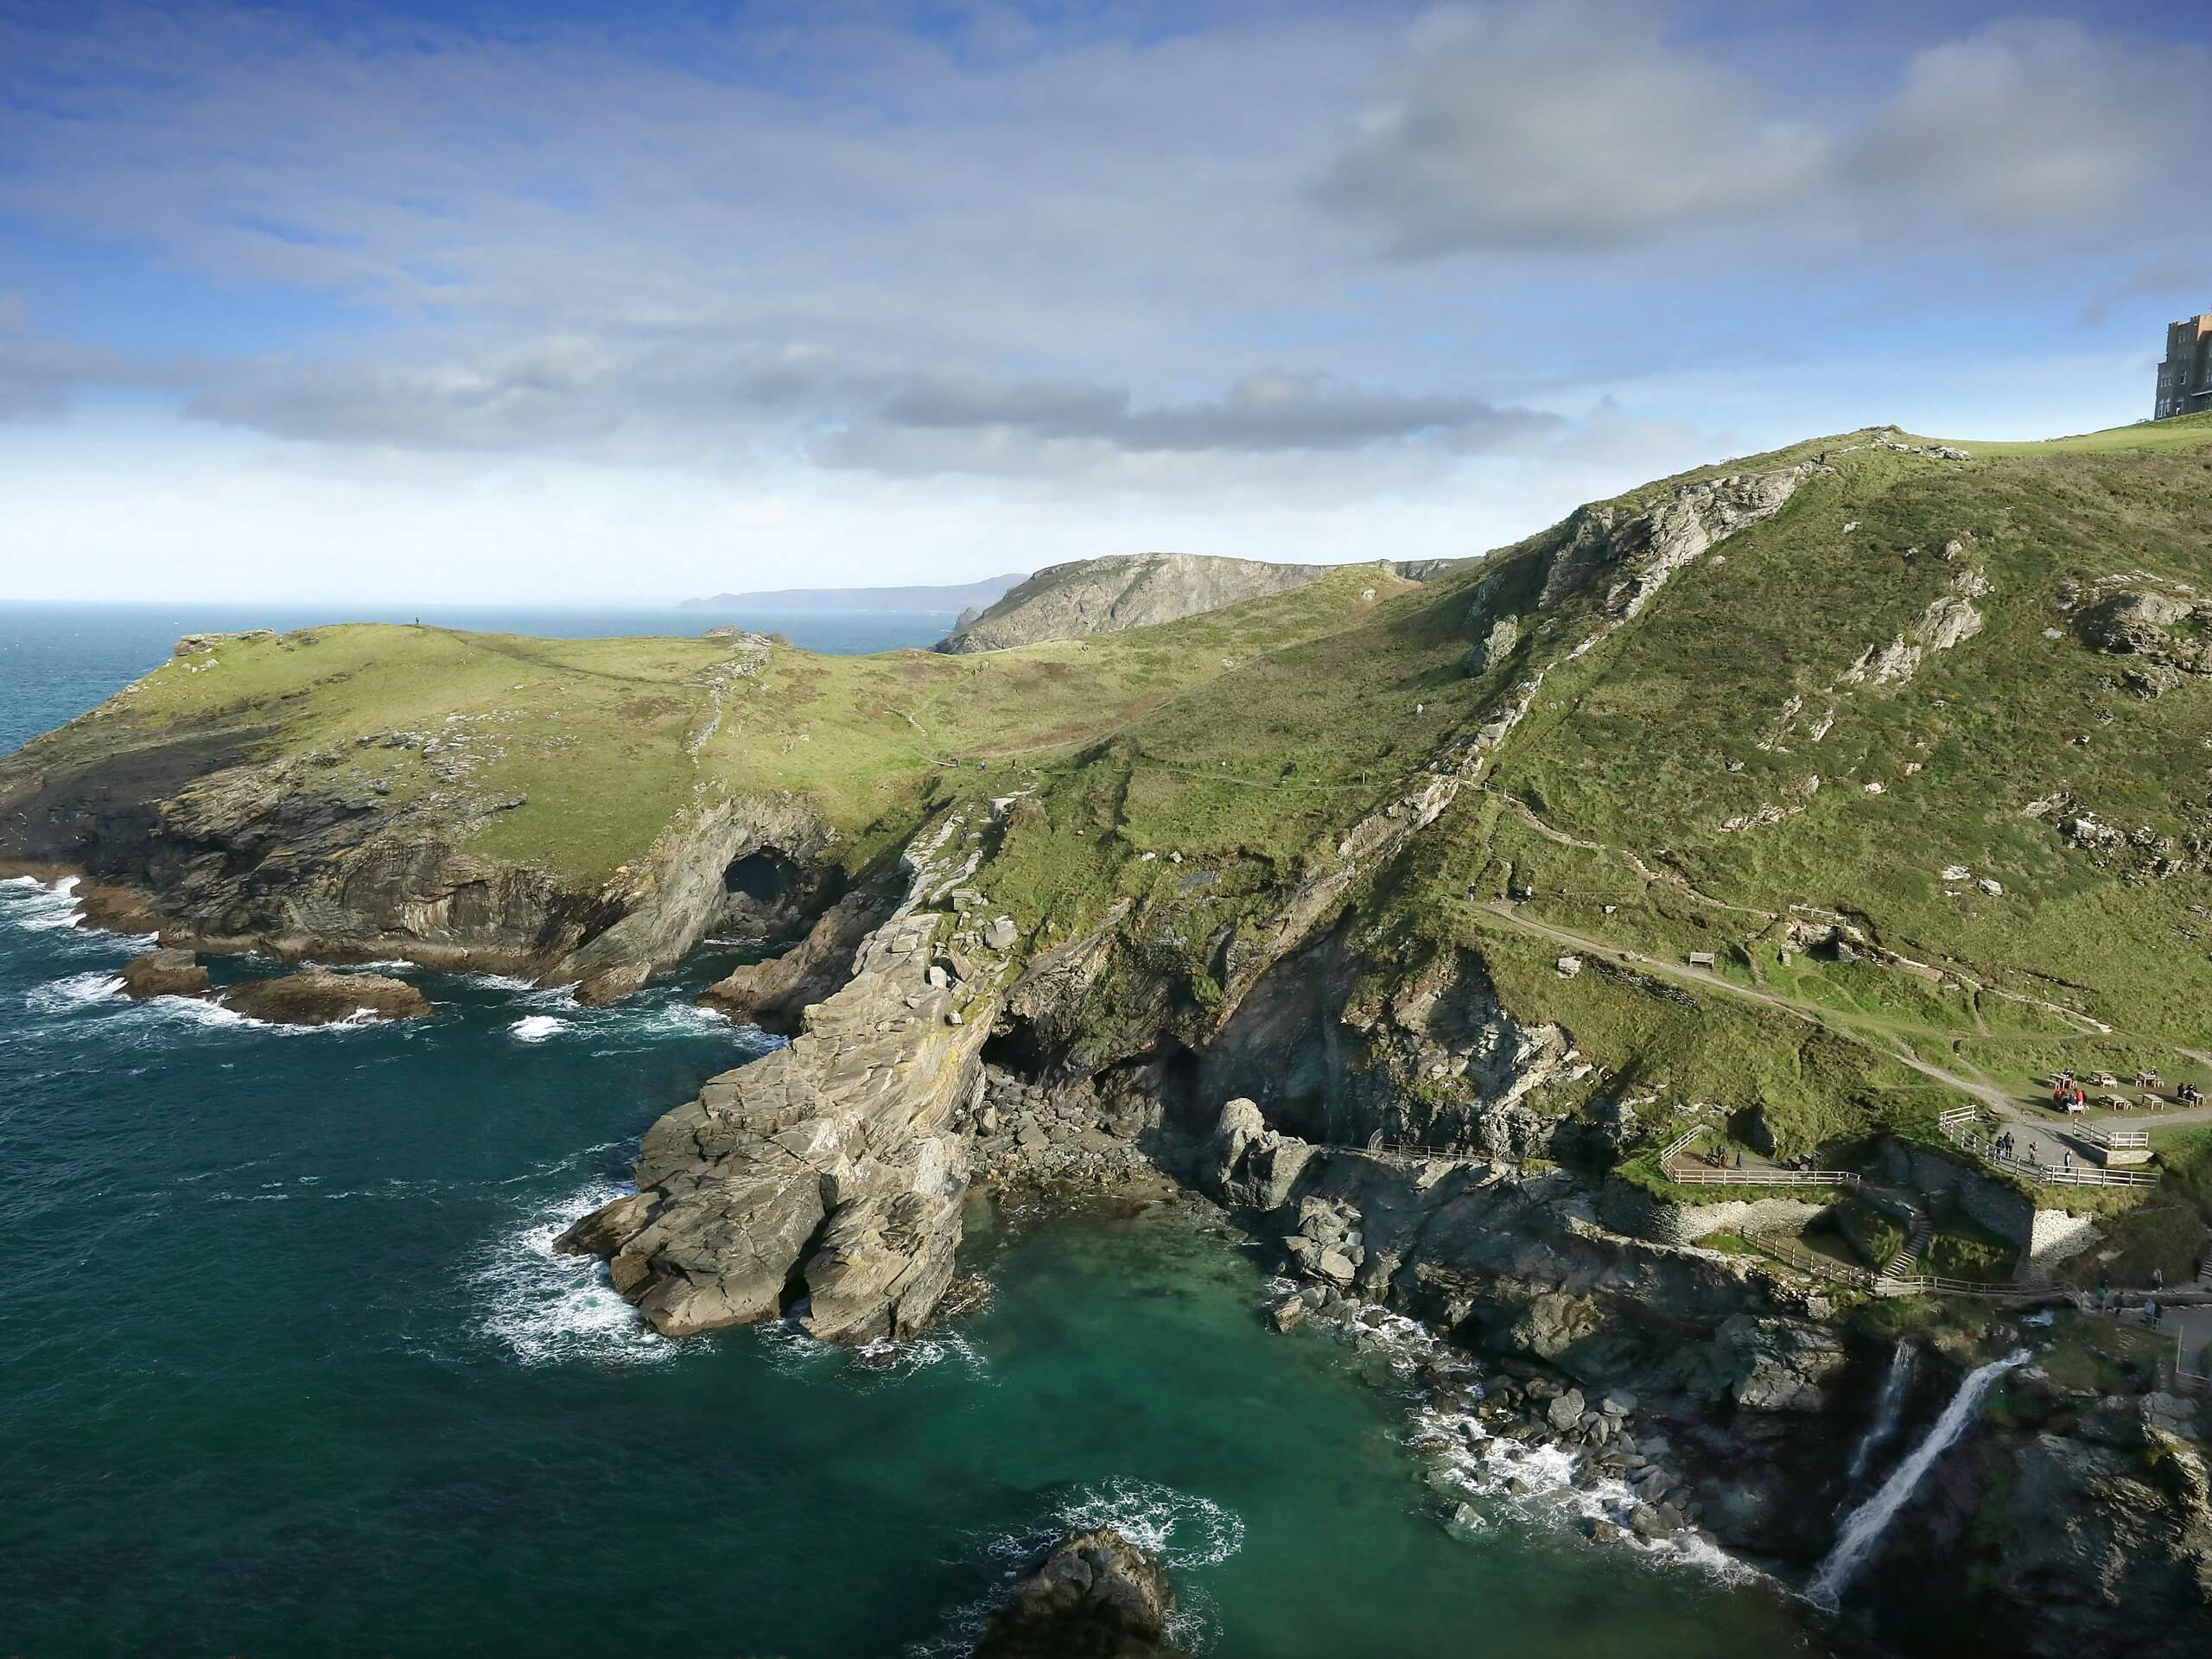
[1464,614,1522,677]
[983,916,1020,952]
[1713,1314,1847,1412]
[219,968,430,1026]
[118,948,211,1000]
[1546,1388,1586,1431]
[969,1527,1181,1658]
[2078,591,2191,656]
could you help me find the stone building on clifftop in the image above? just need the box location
[2154,312,2212,418]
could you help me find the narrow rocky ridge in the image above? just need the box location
[556,810,1016,1340]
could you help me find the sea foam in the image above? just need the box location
[474,1181,672,1367]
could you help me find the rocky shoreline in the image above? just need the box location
[22,852,2211,1656]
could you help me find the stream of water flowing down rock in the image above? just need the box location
[1814,1351,2029,1606]
[1844,1343,1914,1486]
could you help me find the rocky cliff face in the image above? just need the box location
[936,552,1444,653]
[557,810,1020,1341]
[0,704,849,999]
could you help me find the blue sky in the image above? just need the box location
[3,0,2209,602]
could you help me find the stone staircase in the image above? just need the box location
[1880,1205,1933,1279]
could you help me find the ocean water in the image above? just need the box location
[0,609,1836,1656]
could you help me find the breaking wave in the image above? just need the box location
[1292,1292,1760,1587]
[473,1180,674,1368]
[509,1014,569,1042]
[906,1478,1243,1657]
[23,969,125,1012]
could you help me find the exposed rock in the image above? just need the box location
[969,1527,1182,1658]
[1538,467,1809,620]
[118,947,211,999]
[219,967,430,1025]
[1917,594,1986,652]
[698,888,889,1033]
[173,629,272,657]
[2079,591,2194,655]
[1464,613,1521,677]
[1712,1314,1846,1412]
[938,553,1402,653]
[557,813,991,1342]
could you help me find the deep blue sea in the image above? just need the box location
[0,607,1830,1656]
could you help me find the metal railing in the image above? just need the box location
[1936,1109,2160,1188]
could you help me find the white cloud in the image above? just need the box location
[1313,1,1827,255]
[1845,19,2209,238]
[1312,4,2210,258]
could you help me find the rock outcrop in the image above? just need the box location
[0,703,845,1002]
[557,815,997,1341]
[220,968,431,1025]
[1536,467,1810,620]
[969,1528,1181,1658]
[118,948,211,999]
[698,888,890,1033]
[937,553,1403,653]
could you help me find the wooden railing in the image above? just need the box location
[1738,1230,1876,1291]
[1662,1164,1862,1187]
[1738,1227,2077,1302]
[1872,1272,2036,1299]
[2081,1124,2151,1150]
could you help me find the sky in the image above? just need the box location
[2,0,2209,604]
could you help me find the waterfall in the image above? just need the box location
[1843,1343,1913,1485]
[1811,1350,2027,1607]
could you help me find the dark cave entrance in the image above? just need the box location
[717,847,844,941]
[722,849,797,905]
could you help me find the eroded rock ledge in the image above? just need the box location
[557,815,1001,1342]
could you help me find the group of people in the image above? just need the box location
[2050,1067,2205,1113]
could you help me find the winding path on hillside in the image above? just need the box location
[1471,899,2212,1160]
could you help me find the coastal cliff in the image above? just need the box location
[9,417,2212,1653]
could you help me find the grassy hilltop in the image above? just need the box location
[13,413,2212,1190]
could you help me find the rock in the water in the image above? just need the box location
[969,1527,1181,1658]
[118,948,211,1000]
[220,968,430,1026]
[560,817,988,1342]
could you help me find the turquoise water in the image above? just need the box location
[0,610,1842,1656]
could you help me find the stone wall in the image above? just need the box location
[2025,1208,2101,1274]
[1599,1180,1824,1248]
[1879,1138,2101,1277]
